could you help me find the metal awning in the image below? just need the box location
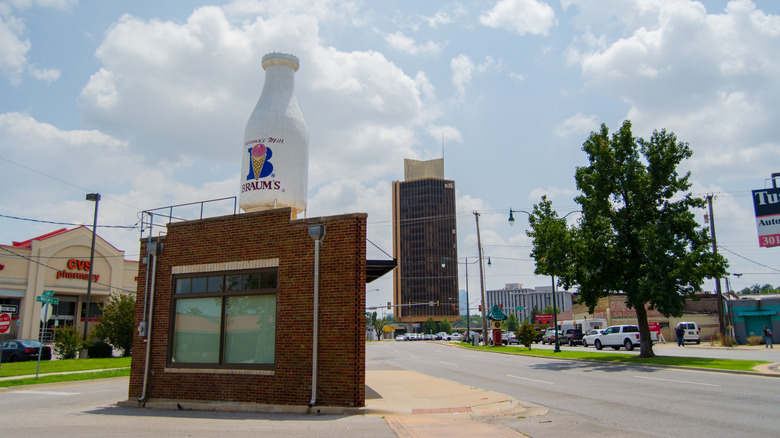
[367,259,396,283]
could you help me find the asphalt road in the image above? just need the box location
[2,342,777,437]
[368,341,780,437]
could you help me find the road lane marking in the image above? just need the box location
[14,390,81,396]
[439,361,458,367]
[634,376,720,387]
[507,374,554,385]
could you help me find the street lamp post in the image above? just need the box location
[81,193,100,358]
[550,275,560,352]
[508,207,578,353]
[442,256,480,343]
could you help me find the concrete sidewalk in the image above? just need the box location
[364,369,546,437]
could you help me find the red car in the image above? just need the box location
[1,339,52,363]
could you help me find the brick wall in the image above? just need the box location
[128,208,366,407]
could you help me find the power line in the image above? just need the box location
[0,213,137,230]
[719,245,780,273]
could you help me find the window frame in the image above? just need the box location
[168,267,278,371]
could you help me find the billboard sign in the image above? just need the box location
[752,187,780,248]
[536,314,553,324]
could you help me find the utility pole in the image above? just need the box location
[707,194,726,337]
[474,211,488,345]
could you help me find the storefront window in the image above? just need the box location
[170,269,277,370]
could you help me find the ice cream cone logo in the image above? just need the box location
[251,144,267,180]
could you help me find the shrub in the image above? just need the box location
[91,292,135,356]
[710,333,735,347]
[516,321,538,351]
[747,334,763,345]
[87,341,114,358]
[53,325,83,359]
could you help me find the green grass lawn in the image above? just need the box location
[0,357,131,388]
[459,344,769,372]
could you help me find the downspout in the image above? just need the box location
[138,213,153,339]
[307,225,325,408]
[138,240,160,405]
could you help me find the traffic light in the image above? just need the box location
[499,304,503,309]
[387,302,391,310]
[436,300,439,307]
[479,305,482,312]
[452,306,457,311]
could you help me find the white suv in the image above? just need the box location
[594,325,641,351]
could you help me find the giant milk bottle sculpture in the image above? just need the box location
[240,52,308,218]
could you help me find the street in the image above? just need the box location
[369,341,780,437]
[0,342,778,437]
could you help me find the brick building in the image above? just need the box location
[127,208,368,408]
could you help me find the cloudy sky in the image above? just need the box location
[2,0,779,310]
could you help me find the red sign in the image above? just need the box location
[0,313,10,334]
[536,314,553,324]
[648,322,660,333]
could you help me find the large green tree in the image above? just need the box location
[506,313,520,332]
[530,121,727,358]
[423,317,437,334]
[439,318,452,334]
[92,292,135,356]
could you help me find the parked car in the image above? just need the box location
[541,329,561,344]
[1,339,52,362]
[490,330,520,345]
[677,322,701,344]
[395,335,405,341]
[594,325,641,351]
[533,327,544,343]
[582,329,604,348]
[450,333,462,341]
[560,328,584,346]
[436,332,452,341]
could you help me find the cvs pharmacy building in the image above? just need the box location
[0,227,138,340]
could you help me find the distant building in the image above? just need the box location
[0,227,138,341]
[392,158,459,329]
[485,283,573,323]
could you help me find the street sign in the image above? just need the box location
[42,290,54,297]
[515,307,524,311]
[0,313,10,334]
[36,296,59,305]
[40,304,53,323]
[0,305,17,314]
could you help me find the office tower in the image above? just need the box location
[392,158,458,330]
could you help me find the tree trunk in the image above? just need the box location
[635,304,656,358]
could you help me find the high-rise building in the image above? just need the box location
[392,158,459,330]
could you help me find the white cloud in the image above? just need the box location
[384,31,441,56]
[479,0,557,36]
[425,11,452,29]
[0,8,30,85]
[450,54,474,101]
[0,0,65,85]
[556,112,600,138]
[568,0,780,185]
[6,0,76,10]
